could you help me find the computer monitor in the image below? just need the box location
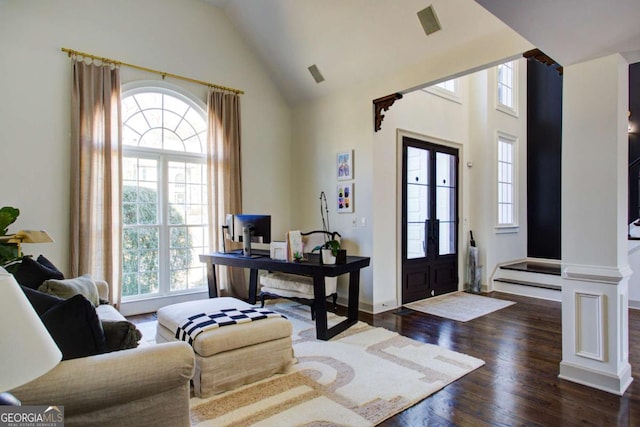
[225,214,271,256]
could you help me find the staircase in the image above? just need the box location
[492,259,562,301]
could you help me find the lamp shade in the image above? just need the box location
[0,272,62,392]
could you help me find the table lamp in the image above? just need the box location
[6,230,54,258]
[0,272,62,405]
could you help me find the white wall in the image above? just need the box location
[292,29,532,312]
[468,60,528,286]
[0,0,292,273]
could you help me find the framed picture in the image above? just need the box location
[337,183,353,213]
[337,150,353,181]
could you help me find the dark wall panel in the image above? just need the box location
[527,60,563,260]
[628,63,640,224]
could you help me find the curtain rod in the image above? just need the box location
[61,47,244,95]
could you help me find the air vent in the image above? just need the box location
[417,5,441,36]
[308,64,325,83]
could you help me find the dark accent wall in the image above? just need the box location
[628,63,640,224]
[527,60,563,260]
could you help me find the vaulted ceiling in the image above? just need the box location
[205,0,640,106]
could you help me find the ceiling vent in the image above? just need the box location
[308,64,325,83]
[417,5,441,36]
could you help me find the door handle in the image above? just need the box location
[424,219,429,255]
[434,219,440,243]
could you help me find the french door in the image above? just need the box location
[402,136,459,304]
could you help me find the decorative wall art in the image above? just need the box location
[337,183,353,213]
[337,150,353,181]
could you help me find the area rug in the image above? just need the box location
[404,291,515,322]
[189,300,484,426]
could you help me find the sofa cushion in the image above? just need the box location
[39,274,100,307]
[40,294,106,360]
[13,256,64,289]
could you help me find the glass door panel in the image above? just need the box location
[406,147,430,260]
[436,152,457,255]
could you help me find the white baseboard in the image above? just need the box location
[336,297,393,314]
[559,361,633,396]
[120,291,209,316]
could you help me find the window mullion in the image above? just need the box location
[159,155,171,295]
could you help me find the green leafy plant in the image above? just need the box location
[312,239,341,256]
[0,206,20,265]
[0,206,19,236]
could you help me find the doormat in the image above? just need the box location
[404,291,515,322]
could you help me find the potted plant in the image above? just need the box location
[313,192,347,264]
[313,239,340,265]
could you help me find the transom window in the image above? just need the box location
[424,78,461,103]
[121,86,209,300]
[497,133,517,228]
[436,79,457,93]
[497,61,517,115]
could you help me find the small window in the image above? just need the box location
[423,78,461,103]
[436,79,457,93]
[497,61,517,116]
[497,133,517,230]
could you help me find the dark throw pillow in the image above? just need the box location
[40,294,106,360]
[36,255,64,277]
[13,256,64,289]
[20,285,64,316]
[101,320,143,353]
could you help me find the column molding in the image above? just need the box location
[560,53,632,396]
[563,263,633,284]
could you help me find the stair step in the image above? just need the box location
[500,261,561,276]
[493,277,561,291]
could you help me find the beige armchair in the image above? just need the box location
[11,278,196,427]
[12,342,195,427]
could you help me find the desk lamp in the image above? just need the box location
[6,230,54,257]
[0,272,62,405]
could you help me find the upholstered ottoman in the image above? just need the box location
[156,297,294,397]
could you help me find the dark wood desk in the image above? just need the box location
[199,250,371,340]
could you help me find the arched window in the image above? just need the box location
[121,83,208,299]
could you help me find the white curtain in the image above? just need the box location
[69,58,122,307]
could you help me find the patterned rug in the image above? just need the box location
[404,291,515,322]
[189,300,484,426]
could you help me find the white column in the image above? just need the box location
[560,53,632,395]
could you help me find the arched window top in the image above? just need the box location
[122,82,206,154]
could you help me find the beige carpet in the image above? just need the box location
[404,291,515,322]
[189,300,484,426]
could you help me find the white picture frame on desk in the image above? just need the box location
[286,230,303,261]
[270,241,288,260]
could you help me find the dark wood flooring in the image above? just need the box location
[360,292,640,427]
[130,292,640,426]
